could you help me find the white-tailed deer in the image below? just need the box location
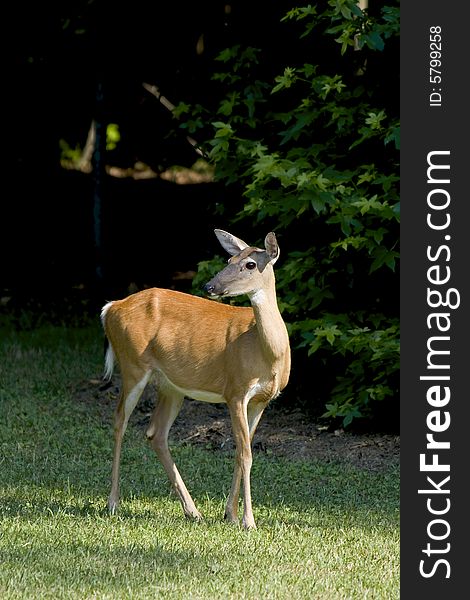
[100,229,291,529]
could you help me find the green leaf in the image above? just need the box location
[272,67,298,94]
[365,111,386,130]
[385,126,400,149]
[362,31,385,52]
[369,249,399,273]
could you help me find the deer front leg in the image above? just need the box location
[225,399,267,526]
[226,402,257,529]
[147,389,202,521]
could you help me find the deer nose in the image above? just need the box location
[203,283,215,294]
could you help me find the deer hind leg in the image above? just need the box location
[225,399,267,529]
[146,386,202,521]
[108,368,151,514]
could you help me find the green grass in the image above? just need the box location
[0,319,399,599]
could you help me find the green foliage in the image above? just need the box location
[59,138,82,163]
[105,123,120,151]
[183,1,400,427]
[296,313,399,427]
[59,123,121,168]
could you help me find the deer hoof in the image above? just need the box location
[242,517,257,530]
[108,499,119,515]
[185,510,203,522]
[224,511,239,525]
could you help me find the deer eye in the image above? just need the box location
[245,261,257,270]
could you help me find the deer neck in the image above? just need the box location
[248,282,289,362]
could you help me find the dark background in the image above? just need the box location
[5,1,299,314]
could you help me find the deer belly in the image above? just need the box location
[156,369,226,404]
[183,388,226,404]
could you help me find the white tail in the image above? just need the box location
[101,229,291,529]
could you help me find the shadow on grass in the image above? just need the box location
[1,536,209,596]
[1,439,398,534]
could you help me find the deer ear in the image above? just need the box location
[264,232,280,264]
[214,229,249,256]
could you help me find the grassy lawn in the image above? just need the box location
[0,319,399,599]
